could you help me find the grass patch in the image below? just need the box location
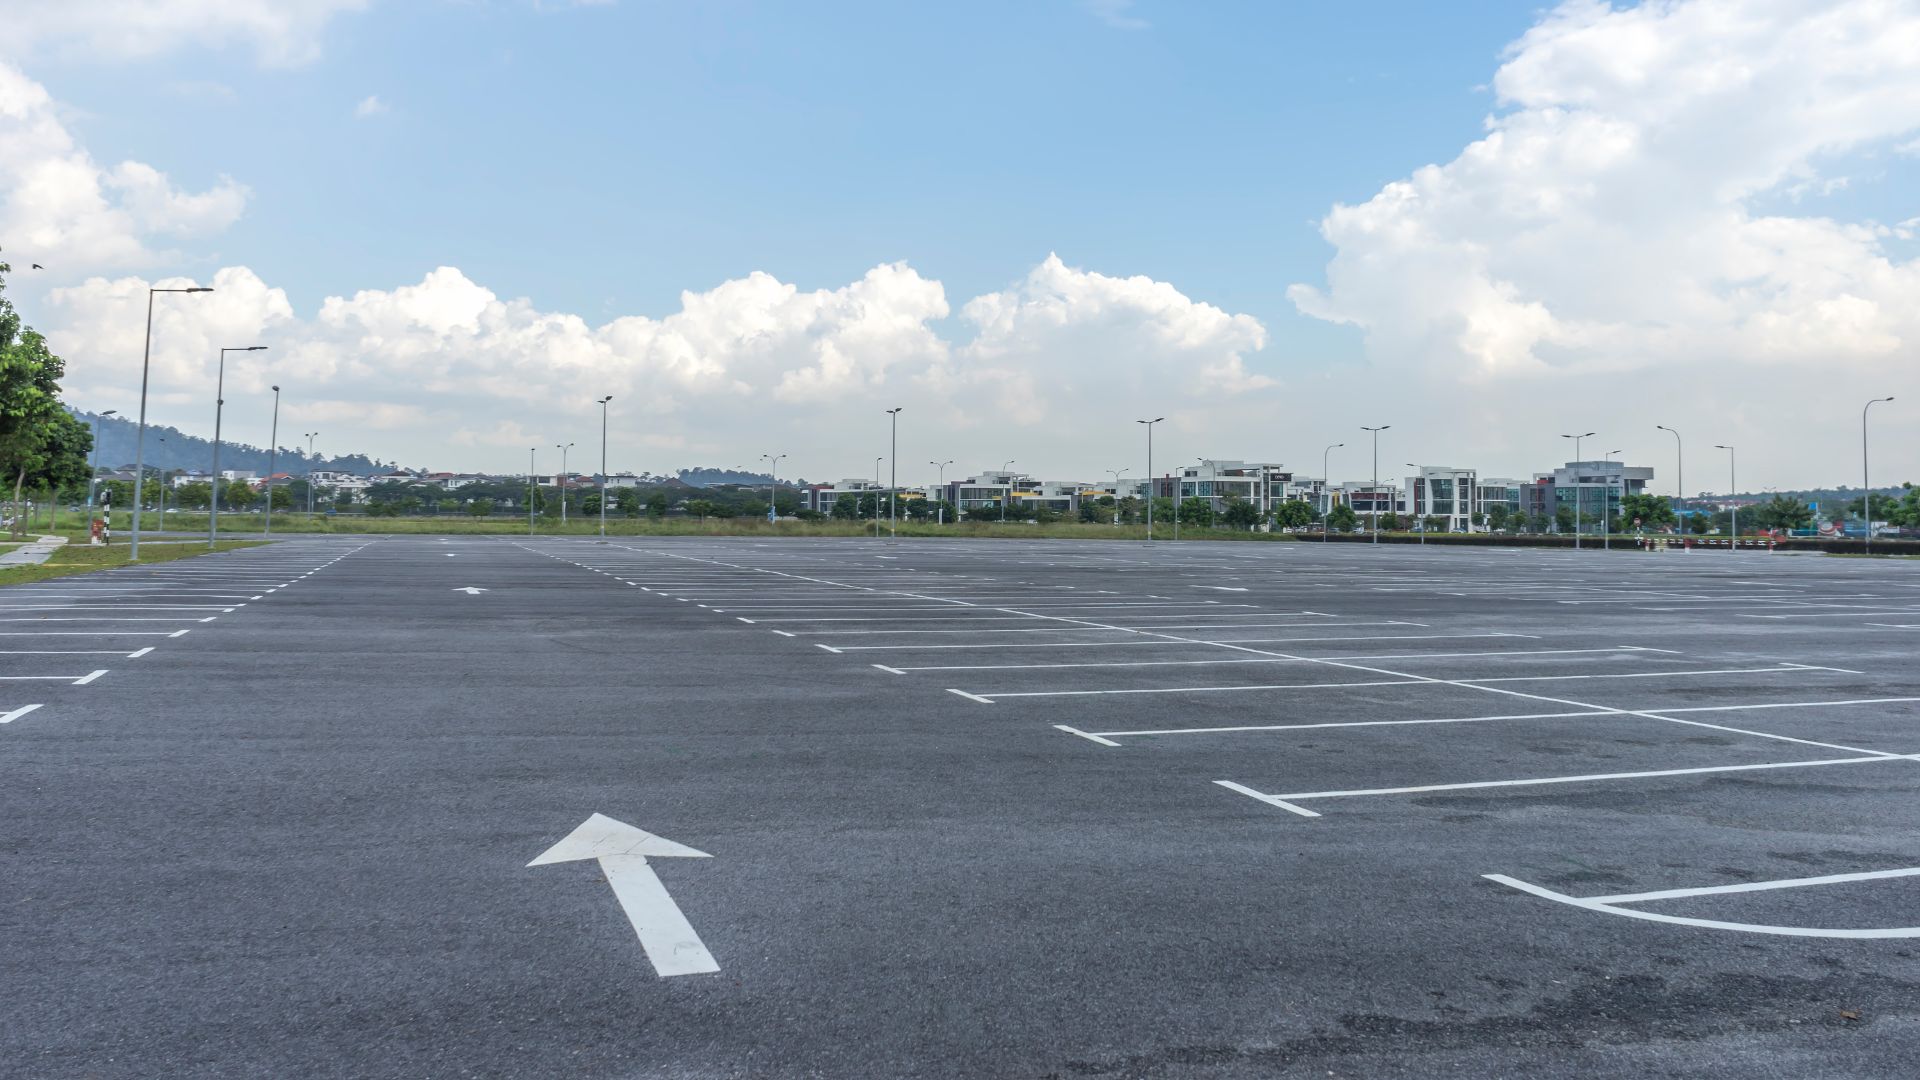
[0,539,269,587]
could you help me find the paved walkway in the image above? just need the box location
[0,535,68,566]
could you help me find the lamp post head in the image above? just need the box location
[102,409,117,417]
[187,287,213,293]
[270,385,279,392]
[1137,417,1164,425]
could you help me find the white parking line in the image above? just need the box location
[883,646,1667,673]
[0,704,44,723]
[1221,753,1917,810]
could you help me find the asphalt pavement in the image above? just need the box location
[6,534,1920,1078]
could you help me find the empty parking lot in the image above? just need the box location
[7,535,1920,1077]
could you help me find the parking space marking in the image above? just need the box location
[1222,753,1915,811]
[0,704,45,723]
[1484,873,1920,940]
[879,645,1670,673]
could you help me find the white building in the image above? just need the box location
[1403,465,1478,532]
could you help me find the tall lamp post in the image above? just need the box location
[304,433,319,514]
[1000,459,1015,523]
[929,460,953,525]
[129,284,214,559]
[1561,432,1596,549]
[1361,426,1389,543]
[1656,424,1683,537]
[1714,444,1737,552]
[596,395,613,537]
[555,443,573,526]
[761,453,786,523]
[86,409,117,517]
[873,456,884,538]
[529,448,537,535]
[1137,418,1163,540]
[1602,449,1623,551]
[264,389,279,535]
[1322,443,1342,542]
[155,436,168,524]
[1864,397,1894,553]
[1107,468,1125,525]
[886,407,903,538]
[1405,464,1425,545]
[209,345,267,548]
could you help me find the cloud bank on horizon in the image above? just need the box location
[1,0,1916,488]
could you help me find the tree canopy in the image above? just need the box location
[0,261,88,535]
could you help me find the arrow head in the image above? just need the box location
[529,813,712,866]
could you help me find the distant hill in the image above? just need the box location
[72,409,386,476]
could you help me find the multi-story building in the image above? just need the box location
[1403,466,1478,532]
[1529,460,1655,534]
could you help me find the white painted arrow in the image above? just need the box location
[1191,585,1249,592]
[529,813,719,977]
[452,586,487,594]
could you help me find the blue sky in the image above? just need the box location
[4,0,1918,488]
[39,2,1528,338]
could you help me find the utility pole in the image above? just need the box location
[1656,425,1682,538]
[264,391,279,535]
[597,395,613,537]
[1715,444,1737,552]
[86,409,117,518]
[555,443,573,526]
[1864,397,1894,553]
[887,407,903,538]
[1322,443,1341,541]
[1137,418,1163,540]
[1361,426,1389,543]
[129,284,213,559]
[1561,432,1595,548]
[930,460,953,524]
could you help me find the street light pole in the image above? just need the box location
[1656,424,1683,537]
[529,448,537,535]
[1715,444,1737,552]
[555,443,573,526]
[264,390,279,535]
[1360,427,1389,543]
[1322,443,1342,542]
[1561,432,1595,549]
[304,433,319,515]
[597,395,613,537]
[129,285,213,559]
[929,460,953,524]
[1107,468,1125,525]
[1137,418,1163,540]
[1603,449,1622,551]
[1000,459,1015,524]
[1405,465,1425,545]
[86,409,117,518]
[886,407,903,538]
[1864,397,1894,553]
[873,457,883,538]
[761,453,786,523]
[210,345,267,548]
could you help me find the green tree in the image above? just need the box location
[644,490,667,518]
[1273,500,1314,530]
[174,481,213,510]
[269,486,293,511]
[1486,504,1510,531]
[467,498,494,516]
[1115,496,1142,524]
[1554,505,1575,533]
[1618,493,1676,529]
[1751,494,1814,532]
[1149,496,1177,525]
[1379,510,1402,531]
[1220,497,1262,531]
[617,488,641,517]
[224,480,258,510]
[1422,515,1446,533]
[0,264,84,536]
[686,499,715,521]
[1176,497,1214,528]
[1326,503,1359,533]
[581,493,602,516]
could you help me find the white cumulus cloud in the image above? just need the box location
[1288,0,1920,380]
[0,61,248,270]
